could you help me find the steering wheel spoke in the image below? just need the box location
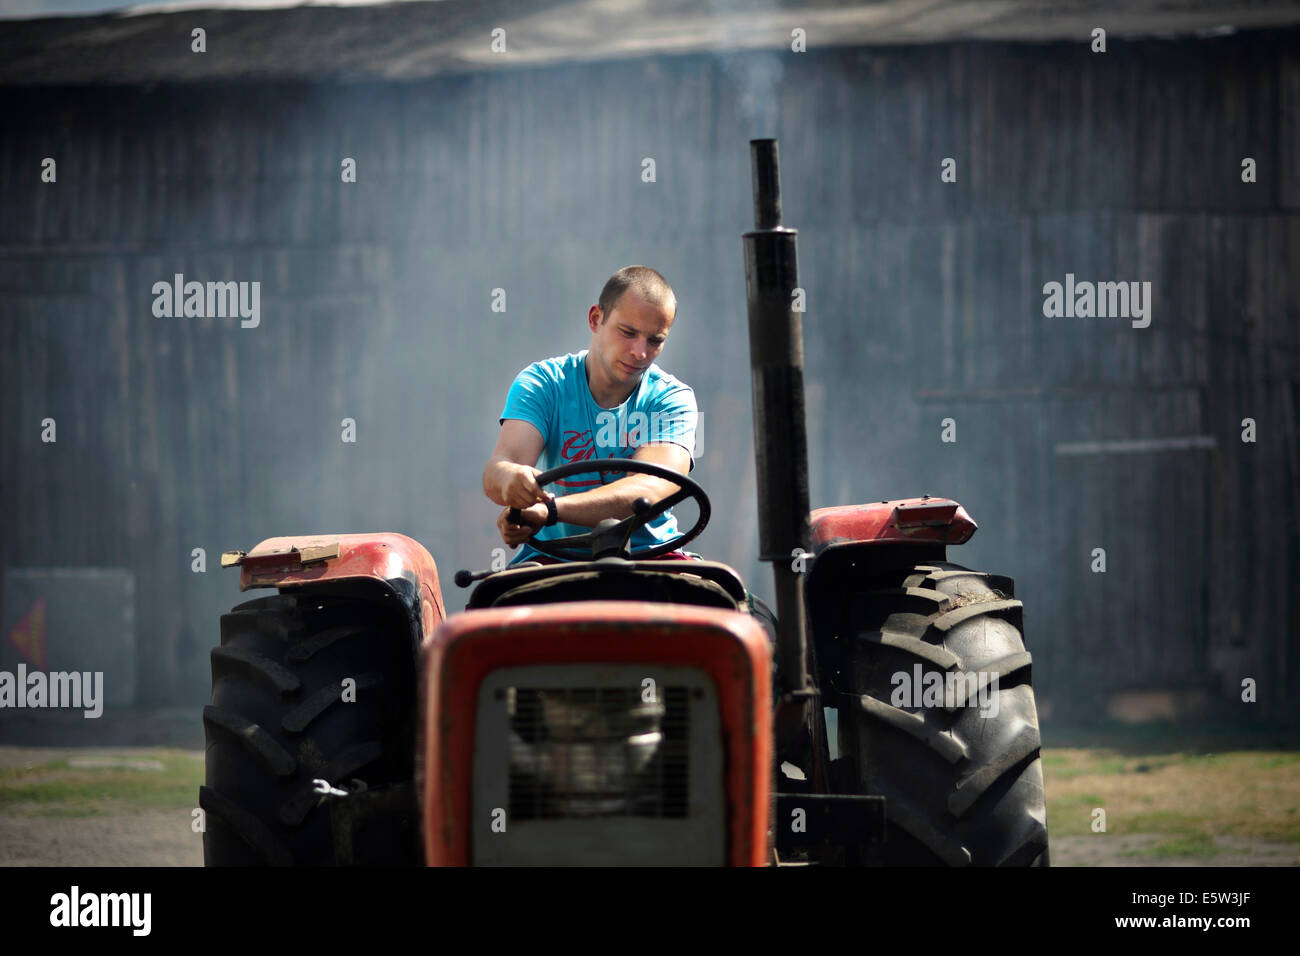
[640,485,691,520]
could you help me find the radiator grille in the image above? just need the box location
[504,686,690,820]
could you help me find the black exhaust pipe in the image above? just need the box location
[743,139,813,708]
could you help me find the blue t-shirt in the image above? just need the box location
[498,350,698,564]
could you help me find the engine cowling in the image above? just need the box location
[422,602,771,866]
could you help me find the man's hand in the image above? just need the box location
[483,420,547,508]
[490,461,549,510]
[498,502,549,548]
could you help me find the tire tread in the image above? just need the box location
[841,560,1050,866]
[202,590,417,866]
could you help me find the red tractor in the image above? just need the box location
[203,141,1049,866]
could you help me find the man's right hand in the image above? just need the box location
[497,503,547,548]
[490,461,549,509]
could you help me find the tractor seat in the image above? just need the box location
[466,558,749,611]
[489,568,738,610]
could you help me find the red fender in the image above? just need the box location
[809,497,977,555]
[222,533,446,645]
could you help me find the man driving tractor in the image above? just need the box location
[481,265,700,566]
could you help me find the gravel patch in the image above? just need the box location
[0,810,203,866]
[1051,834,1300,867]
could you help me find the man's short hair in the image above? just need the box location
[598,266,676,321]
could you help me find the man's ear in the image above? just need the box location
[588,304,604,331]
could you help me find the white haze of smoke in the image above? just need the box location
[709,0,786,135]
[720,50,785,136]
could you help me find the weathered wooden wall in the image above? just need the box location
[1,30,1296,719]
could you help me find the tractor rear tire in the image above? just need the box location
[201,590,420,866]
[839,560,1049,866]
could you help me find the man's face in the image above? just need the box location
[587,290,676,386]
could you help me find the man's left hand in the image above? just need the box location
[498,503,549,548]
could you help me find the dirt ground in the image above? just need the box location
[1050,834,1298,867]
[0,745,203,866]
[0,809,203,866]
[1,742,1296,866]
[4,804,1294,866]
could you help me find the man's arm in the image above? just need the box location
[483,419,549,509]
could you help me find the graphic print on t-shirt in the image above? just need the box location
[556,424,640,488]
[557,429,603,488]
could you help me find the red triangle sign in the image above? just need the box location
[7,598,47,669]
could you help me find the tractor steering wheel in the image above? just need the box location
[507,457,710,561]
